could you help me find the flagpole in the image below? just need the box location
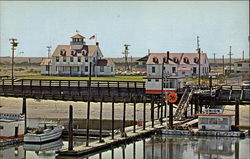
[95,33,97,43]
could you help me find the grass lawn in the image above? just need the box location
[17,75,145,81]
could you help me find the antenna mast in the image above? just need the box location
[47,46,52,58]
[122,44,130,71]
[228,46,233,74]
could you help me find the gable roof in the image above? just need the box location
[70,34,85,39]
[146,53,208,65]
[51,45,99,57]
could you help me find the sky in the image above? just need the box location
[0,1,249,58]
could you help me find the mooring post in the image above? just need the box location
[160,101,163,125]
[235,99,240,129]
[169,102,173,129]
[86,98,90,146]
[111,97,115,139]
[157,103,160,119]
[164,101,167,118]
[133,97,136,133]
[133,142,136,159]
[22,96,27,134]
[143,138,146,159]
[194,96,198,115]
[122,99,126,136]
[99,97,103,143]
[68,105,73,151]
[151,98,154,128]
[143,98,146,130]
[190,98,193,116]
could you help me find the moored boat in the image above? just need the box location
[24,121,63,143]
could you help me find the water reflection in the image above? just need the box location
[0,135,249,159]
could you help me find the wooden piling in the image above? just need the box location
[22,96,27,134]
[68,105,73,151]
[160,102,163,125]
[133,97,136,133]
[111,97,115,139]
[169,102,173,129]
[151,98,154,128]
[133,142,136,159]
[99,98,103,143]
[235,99,239,129]
[164,101,167,118]
[143,98,146,130]
[86,99,90,146]
[122,100,126,136]
[190,98,193,116]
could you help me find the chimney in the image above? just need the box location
[148,49,150,55]
[96,42,99,46]
[167,51,170,63]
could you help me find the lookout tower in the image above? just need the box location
[70,33,85,50]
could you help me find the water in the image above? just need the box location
[0,135,249,159]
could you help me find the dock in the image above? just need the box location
[58,120,165,156]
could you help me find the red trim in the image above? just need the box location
[0,134,24,139]
[145,89,177,94]
[194,114,234,117]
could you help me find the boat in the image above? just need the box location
[24,121,63,143]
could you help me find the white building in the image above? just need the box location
[41,33,115,77]
[146,52,209,78]
[144,52,210,94]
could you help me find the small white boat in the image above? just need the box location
[23,138,63,151]
[24,122,63,143]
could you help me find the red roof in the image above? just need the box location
[97,59,113,66]
[146,53,208,65]
[70,34,85,39]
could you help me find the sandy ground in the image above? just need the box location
[0,97,249,127]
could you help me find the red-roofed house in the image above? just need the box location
[40,33,115,77]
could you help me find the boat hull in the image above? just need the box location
[24,128,63,143]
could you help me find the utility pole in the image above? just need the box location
[213,53,216,67]
[130,56,133,72]
[47,46,52,76]
[222,55,225,75]
[228,46,233,74]
[242,50,244,60]
[196,36,201,87]
[9,38,18,90]
[122,44,130,71]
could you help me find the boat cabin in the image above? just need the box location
[144,76,184,94]
[0,114,25,139]
[194,109,234,131]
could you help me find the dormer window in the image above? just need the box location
[153,57,158,63]
[71,50,77,56]
[82,50,87,56]
[173,57,178,63]
[60,49,66,56]
[194,57,199,63]
[183,57,189,63]
[163,57,168,63]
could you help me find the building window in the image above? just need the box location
[45,65,49,71]
[173,57,178,63]
[0,126,4,129]
[152,66,155,73]
[237,64,242,67]
[85,58,88,62]
[172,67,176,73]
[60,49,66,56]
[183,57,189,63]
[194,57,199,63]
[182,71,185,75]
[56,57,59,62]
[111,67,113,72]
[148,79,151,82]
[153,57,158,63]
[56,66,58,72]
[63,57,66,62]
[155,79,159,82]
[85,66,88,72]
[100,66,104,72]
[163,57,168,63]
[70,57,74,62]
[193,67,197,74]
[78,57,81,62]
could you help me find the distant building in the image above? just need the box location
[40,33,115,77]
[233,60,250,74]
